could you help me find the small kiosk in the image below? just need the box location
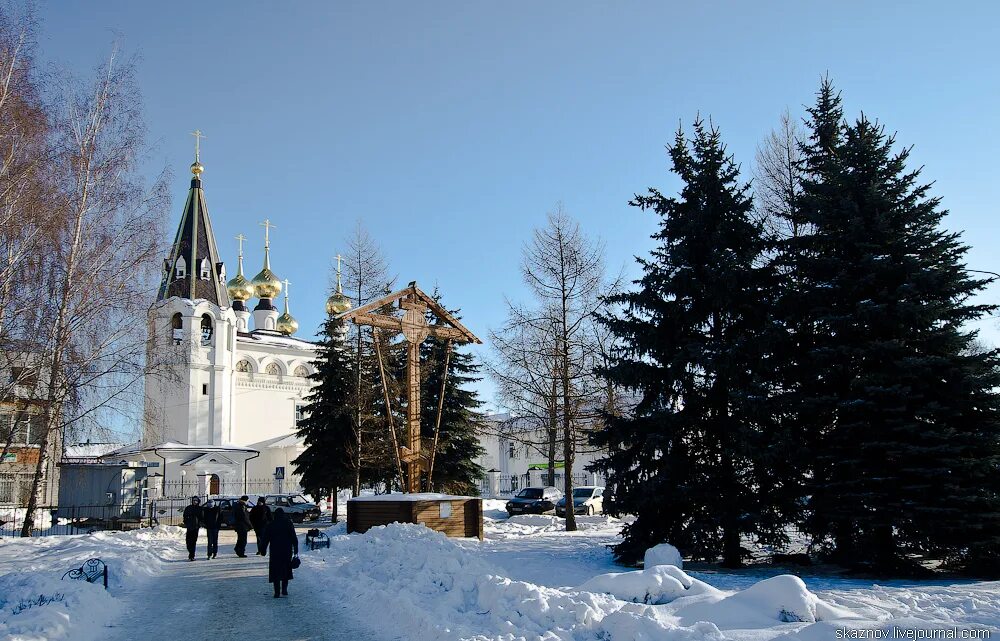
[347,493,483,540]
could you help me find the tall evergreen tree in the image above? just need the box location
[293,316,356,518]
[595,119,780,566]
[420,305,486,495]
[783,80,1000,573]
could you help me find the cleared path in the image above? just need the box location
[105,526,385,641]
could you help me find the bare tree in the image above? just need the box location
[754,109,806,240]
[18,47,168,534]
[340,221,396,495]
[491,205,615,531]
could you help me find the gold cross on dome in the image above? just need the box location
[283,278,291,298]
[235,233,247,257]
[191,129,206,162]
[259,219,276,247]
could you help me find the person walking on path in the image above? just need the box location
[261,507,298,598]
[202,499,222,559]
[182,496,203,561]
[249,496,273,556]
[233,495,252,557]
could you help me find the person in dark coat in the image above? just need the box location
[181,496,203,561]
[249,496,273,556]
[233,495,252,557]
[202,499,222,559]
[261,508,298,598]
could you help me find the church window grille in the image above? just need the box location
[199,258,211,280]
[200,314,214,346]
[265,362,280,376]
[509,442,516,460]
[295,403,307,426]
[175,256,186,279]
[171,313,184,345]
[293,365,308,377]
[235,360,252,373]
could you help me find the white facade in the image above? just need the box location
[476,413,606,496]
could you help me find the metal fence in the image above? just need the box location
[158,477,304,499]
[0,501,149,538]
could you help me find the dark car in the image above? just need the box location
[505,487,562,516]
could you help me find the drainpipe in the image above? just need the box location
[243,450,260,494]
[153,448,168,490]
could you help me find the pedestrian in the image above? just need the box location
[261,507,298,598]
[233,494,252,557]
[202,499,222,559]
[249,496,273,556]
[182,496,203,561]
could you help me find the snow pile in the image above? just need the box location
[486,513,625,538]
[672,575,858,629]
[302,522,867,640]
[579,564,719,605]
[0,526,183,641]
[645,542,683,569]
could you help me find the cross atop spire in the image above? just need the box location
[191,129,205,162]
[283,278,291,301]
[235,233,247,257]
[259,219,276,249]
[335,253,344,293]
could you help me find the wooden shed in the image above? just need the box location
[347,493,483,540]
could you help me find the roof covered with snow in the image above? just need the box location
[237,330,318,351]
[348,493,475,502]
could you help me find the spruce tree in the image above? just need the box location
[786,80,1000,573]
[293,316,356,517]
[595,119,779,566]
[420,338,487,495]
[420,299,486,495]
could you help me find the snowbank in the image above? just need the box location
[301,522,868,640]
[671,574,859,629]
[579,564,719,605]
[0,526,183,641]
[486,513,626,538]
[645,542,683,569]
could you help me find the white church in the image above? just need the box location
[110,150,352,498]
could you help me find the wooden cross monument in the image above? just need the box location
[337,282,481,493]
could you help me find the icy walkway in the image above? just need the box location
[104,528,386,641]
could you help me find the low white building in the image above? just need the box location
[476,413,605,497]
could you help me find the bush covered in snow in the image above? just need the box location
[644,542,683,569]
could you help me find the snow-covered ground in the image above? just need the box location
[0,526,182,641]
[1,501,997,640]
[299,500,999,640]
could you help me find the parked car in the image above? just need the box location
[262,494,320,523]
[555,486,604,517]
[208,496,246,529]
[505,487,562,516]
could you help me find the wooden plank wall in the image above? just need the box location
[347,498,484,540]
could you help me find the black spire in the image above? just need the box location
[157,159,230,307]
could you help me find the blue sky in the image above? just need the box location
[37,1,1000,409]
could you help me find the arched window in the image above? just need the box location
[200,314,213,346]
[293,365,308,378]
[199,258,211,280]
[175,256,187,279]
[171,313,183,345]
[235,359,252,373]
[265,362,280,376]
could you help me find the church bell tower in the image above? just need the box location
[143,132,237,447]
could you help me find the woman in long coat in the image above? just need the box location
[261,507,298,598]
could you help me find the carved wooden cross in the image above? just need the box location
[337,282,481,493]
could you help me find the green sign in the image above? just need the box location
[0,453,15,463]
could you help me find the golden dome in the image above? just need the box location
[252,267,282,299]
[190,161,204,176]
[276,310,298,335]
[326,291,352,315]
[226,273,254,301]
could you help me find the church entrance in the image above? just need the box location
[209,474,220,495]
